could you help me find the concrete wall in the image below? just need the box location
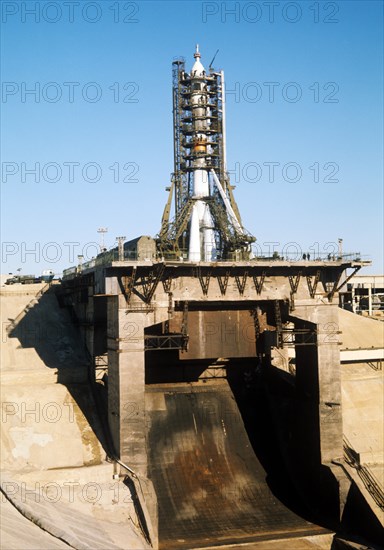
[289,303,348,519]
[63,263,357,529]
[294,304,343,464]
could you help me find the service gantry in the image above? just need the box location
[158,46,255,262]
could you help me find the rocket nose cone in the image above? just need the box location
[192,59,205,77]
[191,44,205,76]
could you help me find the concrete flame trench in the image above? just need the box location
[60,258,364,548]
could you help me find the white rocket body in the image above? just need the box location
[188,47,216,262]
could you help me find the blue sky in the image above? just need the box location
[1,0,383,275]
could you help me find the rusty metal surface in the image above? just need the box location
[169,310,256,359]
[147,381,325,549]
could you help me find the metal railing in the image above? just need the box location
[62,248,369,278]
[159,248,367,263]
[163,251,362,264]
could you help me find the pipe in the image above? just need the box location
[211,169,243,234]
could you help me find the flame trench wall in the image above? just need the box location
[146,381,327,549]
[61,262,350,544]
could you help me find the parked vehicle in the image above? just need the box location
[5,269,55,285]
[5,274,39,285]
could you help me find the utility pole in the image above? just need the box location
[97,227,108,252]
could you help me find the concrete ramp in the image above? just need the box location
[146,381,325,549]
[338,309,384,350]
[338,309,384,363]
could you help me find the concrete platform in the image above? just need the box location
[2,277,382,548]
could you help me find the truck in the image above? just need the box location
[5,270,55,285]
[5,274,41,285]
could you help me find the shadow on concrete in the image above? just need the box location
[226,362,327,525]
[228,362,384,549]
[340,482,384,548]
[146,354,219,384]
[7,286,109,459]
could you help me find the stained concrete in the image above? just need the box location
[0,283,150,549]
[3,269,382,548]
[146,381,329,549]
[1,467,149,550]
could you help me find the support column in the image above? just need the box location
[107,295,148,476]
[84,293,94,363]
[293,303,343,463]
[368,286,372,316]
[292,303,349,519]
[107,291,158,548]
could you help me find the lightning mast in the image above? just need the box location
[158,46,255,261]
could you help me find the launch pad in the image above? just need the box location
[60,252,368,547]
[59,48,373,548]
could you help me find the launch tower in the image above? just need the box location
[158,46,255,261]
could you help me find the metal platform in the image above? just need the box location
[146,380,327,549]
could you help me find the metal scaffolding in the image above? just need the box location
[158,52,255,261]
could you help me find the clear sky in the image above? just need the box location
[1,0,383,275]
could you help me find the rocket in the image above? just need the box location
[188,45,216,262]
[158,46,255,262]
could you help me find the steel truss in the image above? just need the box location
[158,56,255,260]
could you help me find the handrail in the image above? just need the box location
[62,250,370,278]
